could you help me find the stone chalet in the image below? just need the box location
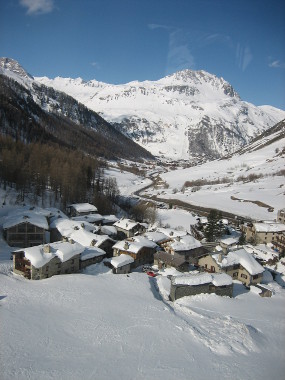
[113,236,157,268]
[241,221,285,245]
[3,210,49,248]
[113,218,147,239]
[106,254,134,274]
[219,237,239,253]
[153,251,189,272]
[198,248,264,286]
[72,214,104,226]
[161,234,208,265]
[12,240,84,280]
[68,229,115,258]
[66,203,98,217]
[170,272,233,301]
[50,217,98,242]
[80,246,106,270]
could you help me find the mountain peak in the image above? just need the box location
[0,57,34,80]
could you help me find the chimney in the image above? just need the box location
[43,244,50,253]
[218,253,223,263]
[91,239,96,246]
[81,223,85,229]
[124,241,130,250]
[69,239,75,244]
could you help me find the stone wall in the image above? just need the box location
[170,282,233,301]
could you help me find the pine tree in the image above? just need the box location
[204,209,220,242]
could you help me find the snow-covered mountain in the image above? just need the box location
[152,119,285,220]
[36,70,285,160]
[0,58,152,160]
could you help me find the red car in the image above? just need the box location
[146,271,157,277]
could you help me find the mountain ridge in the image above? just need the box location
[0,58,153,161]
[36,68,285,160]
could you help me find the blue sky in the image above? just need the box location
[0,0,284,109]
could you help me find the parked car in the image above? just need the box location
[146,271,157,277]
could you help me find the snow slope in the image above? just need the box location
[36,70,285,160]
[144,120,285,220]
[0,261,285,380]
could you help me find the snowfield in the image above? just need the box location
[0,240,285,380]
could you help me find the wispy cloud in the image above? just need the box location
[91,61,100,69]
[20,0,55,15]
[236,43,253,72]
[269,59,285,69]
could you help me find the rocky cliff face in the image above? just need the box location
[36,69,285,160]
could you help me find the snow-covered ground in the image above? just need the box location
[1,254,285,379]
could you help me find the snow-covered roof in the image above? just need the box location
[102,214,119,224]
[170,234,201,251]
[3,211,49,230]
[244,244,279,262]
[113,236,157,254]
[50,218,96,236]
[69,203,98,213]
[110,254,134,269]
[80,247,106,261]
[143,231,169,243]
[220,237,239,246]
[172,272,232,287]
[72,214,103,223]
[212,248,264,275]
[113,218,140,231]
[254,222,285,233]
[69,229,98,247]
[156,227,187,238]
[100,225,117,236]
[14,241,84,268]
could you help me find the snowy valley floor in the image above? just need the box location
[0,256,285,380]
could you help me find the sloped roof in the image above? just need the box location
[212,248,264,275]
[113,236,157,254]
[170,235,201,252]
[113,218,140,231]
[80,247,106,261]
[13,241,84,268]
[3,211,48,230]
[69,203,98,213]
[50,218,96,236]
[143,231,169,243]
[110,254,134,268]
[72,214,104,223]
[254,222,285,233]
[172,272,232,286]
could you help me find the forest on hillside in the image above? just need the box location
[0,135,119,213]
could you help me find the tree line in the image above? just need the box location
[0,135,119,213]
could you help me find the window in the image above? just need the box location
[211,266,215,273]
[204,264,208,269]
[233,272,238,277]
[46,266,49,272]
[240,273,248,279]
[252,274,259,280]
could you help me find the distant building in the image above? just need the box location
[113,236,157,268]
[12,240,84,280]
[277,209,285,224]
[114,218,146,238]
[107,254,134,274]
[161,234,208,264]
[198,248,264,286]
[80,246,106,270]
[241,221,285,245]
[153,251,189,272]
[3,210,49,248]
[170,273,233,301]
[66,203,98,217]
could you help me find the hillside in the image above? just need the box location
[144,119,285,220]
[36,70,285,160]
[0,58,153,161]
